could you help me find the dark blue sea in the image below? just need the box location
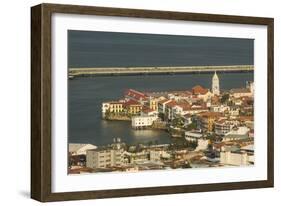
[68,72,253,146]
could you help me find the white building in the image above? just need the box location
[102,102,110,113]
[246,81,254,94]
[198,90,214,102]
[149,150,170,162]
[229,107,240,116]
[220,146,253,166]
[222,126,250,142]
[214,119,239,135]
[131,115,158,128]
[210,105,230,113]
[212,71,220,96]
[185,131,203,142]
[158,99,172,114]
[195,139,209,151]
[220,150,249,166]
[230,88,252,98]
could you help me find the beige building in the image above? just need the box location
[230,88,252,98]
[86,147,124,168]
[220,144,254,166]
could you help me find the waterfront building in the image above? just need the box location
[212,71,220,96]
[102,102,110,114]
[124,89,147,104]
[123,99,142,115]
[102,101,124,114]
[131,115,158,128]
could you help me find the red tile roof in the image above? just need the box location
[198,111,222,118]
[158,99,170,104]
[142,107,155,113]
[123,99,142,107]
[124,89,147,100]
[165,100,177,107]
[192,85,209,95]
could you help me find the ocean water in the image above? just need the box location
[68,72,253,146]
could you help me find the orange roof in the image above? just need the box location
[158,98,169,104]
[198,111,222,118]
[165,100,177,107]
[123,99,142,107]
[124,89,147,100]
[188,106,208,111]
[192,85,209,95]
[142,107,155,113]
[177,103,191,110]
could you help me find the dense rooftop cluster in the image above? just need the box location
[69,72,254,173]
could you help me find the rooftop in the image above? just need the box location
[124,89,147,100]
[192,85,209,95]
[123,99,142,106]
[230,88,251,94]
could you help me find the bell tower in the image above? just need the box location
[212,71,220,95]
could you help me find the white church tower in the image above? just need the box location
[212,71,220,95]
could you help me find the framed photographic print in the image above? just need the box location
[31,3,274,202]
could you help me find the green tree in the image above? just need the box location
[186,122,197,131]
[220,93,230,104]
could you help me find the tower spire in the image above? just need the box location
[212,71,220,95]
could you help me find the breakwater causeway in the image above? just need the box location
[69,65,253,77]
